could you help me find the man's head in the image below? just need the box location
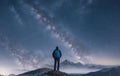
[56,46,59,50]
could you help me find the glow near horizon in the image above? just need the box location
[0,67,11,75]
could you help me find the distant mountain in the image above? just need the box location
[60,59,105,69]
[61,60,83,67]
[17,68,68,76]
[80,66,120,76]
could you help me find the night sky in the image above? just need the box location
[0,0,120,75]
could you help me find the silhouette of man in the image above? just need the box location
[52,46,62,71]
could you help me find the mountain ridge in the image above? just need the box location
[81,66,120,76]
[16,66,120,76]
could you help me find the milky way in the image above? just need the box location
[3,0,95,70]
[9,0,95,66]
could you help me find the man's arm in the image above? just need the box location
[60,50,62,58]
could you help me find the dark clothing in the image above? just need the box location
[52,50,62,59]
[54,58,60,71]
[52,47,62,71]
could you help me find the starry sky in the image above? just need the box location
[0,0,120,75]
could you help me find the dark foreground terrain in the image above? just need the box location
[18,68,68,76]
[17,66,120,76]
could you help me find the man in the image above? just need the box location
[52,46,62,71]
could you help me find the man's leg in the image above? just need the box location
[57,58,60,71]
[54,59,57,71]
